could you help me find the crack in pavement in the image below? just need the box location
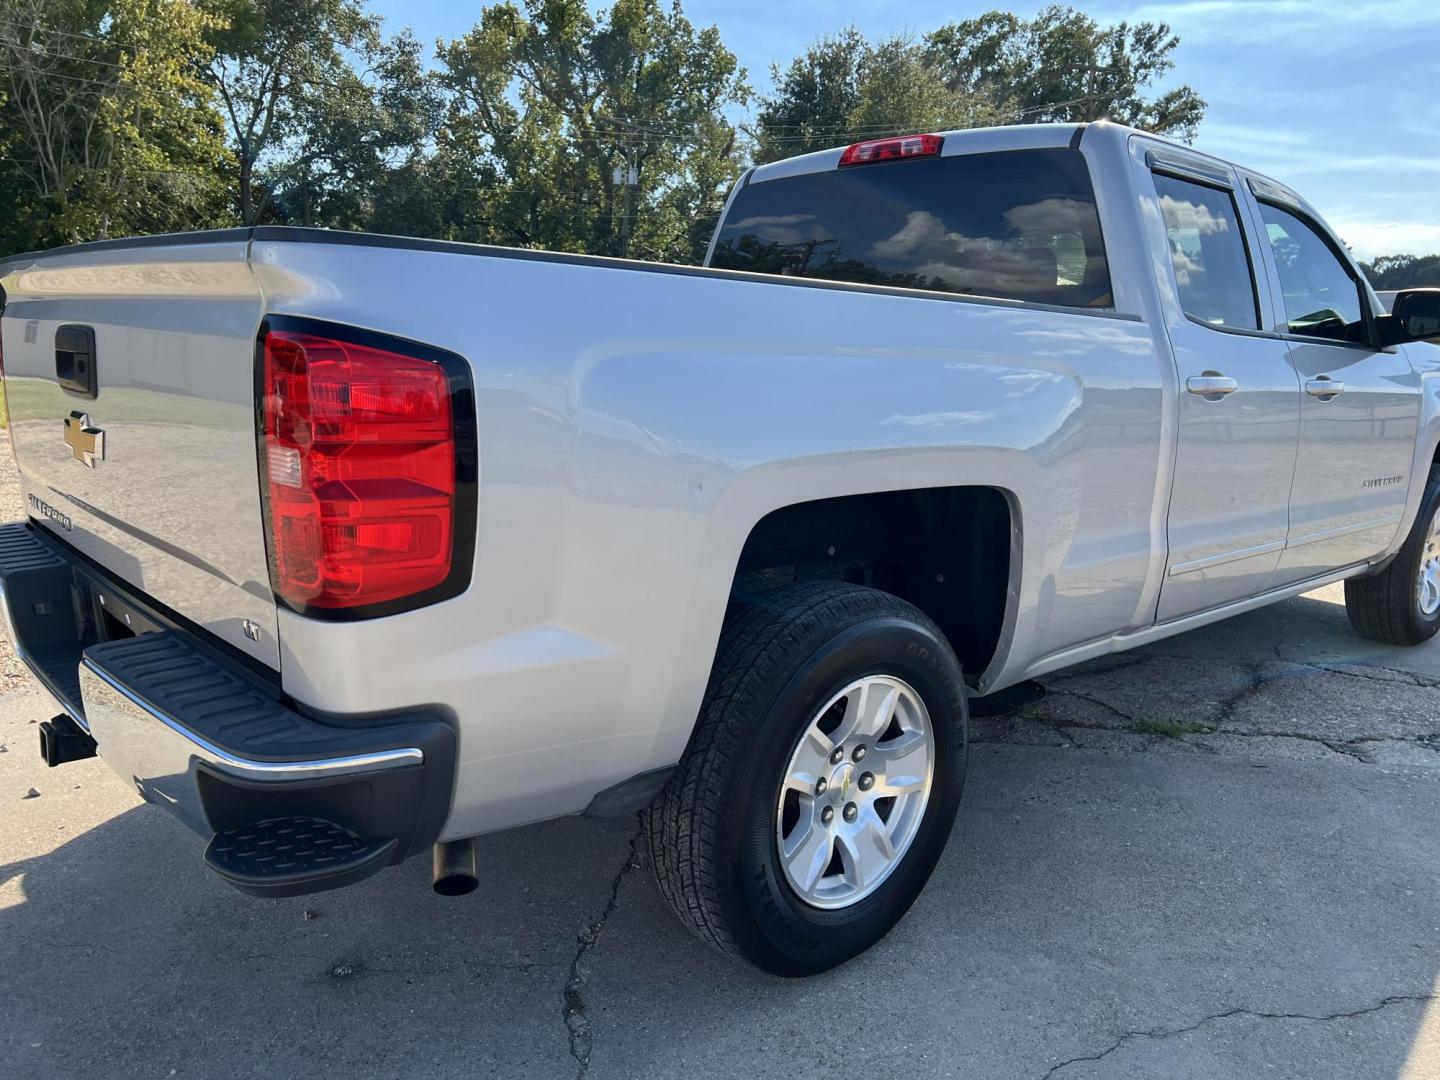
[1046,686,1147,728]
[42,941,118,955]
[1299,661,1440,689]
[562,816,645,1080]
[1211,662,1269,728]
[1039,993,1439,1078]
[1001,703,1440,763]
[994,656,1440,763]
[1212,726,1440,761]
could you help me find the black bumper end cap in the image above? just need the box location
[204,816,398,899]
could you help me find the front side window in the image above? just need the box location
[710,148,1112,308]
[1152,172,1259,330]
[1258,202,1367,343]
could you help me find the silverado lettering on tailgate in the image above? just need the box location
[27,493,72,531]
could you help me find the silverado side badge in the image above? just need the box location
[63,411,105,468]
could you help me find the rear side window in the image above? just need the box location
[1257,202,1367,343]
[1152,172,1260,330]
[710,148,1112,308]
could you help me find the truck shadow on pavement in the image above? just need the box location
[3,591,1440,1079]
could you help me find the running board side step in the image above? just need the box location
[205,817,398,898]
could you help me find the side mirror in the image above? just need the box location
[1380,288,1440,346]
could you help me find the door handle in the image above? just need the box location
[1186,374,1238,398]
[1305,376,1344,399]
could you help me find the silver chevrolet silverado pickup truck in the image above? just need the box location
[3,120,1440,975]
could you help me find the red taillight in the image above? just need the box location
[260,324,468,614]
[838,133,944,167]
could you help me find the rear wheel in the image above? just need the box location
[1345,466,1440,645]
[647,582,967,976]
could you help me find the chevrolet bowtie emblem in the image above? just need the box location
[63,411,105,468]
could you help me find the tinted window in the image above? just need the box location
[1152,173,1259,330]
[711,149,1111,308]
[1258,202,1366,343]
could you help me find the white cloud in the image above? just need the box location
[1191,123,1312,155]
[1326,219,1440,261]
[1122,0,1440,36]
[1281,155,1440,178]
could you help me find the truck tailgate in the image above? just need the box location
[0,237,278,669]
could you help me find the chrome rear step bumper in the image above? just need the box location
[0,521,456,897]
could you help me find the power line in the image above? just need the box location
[0,16,139,53]
[0,24,131,71]
[0,44,130,74]
[2,67,113,90]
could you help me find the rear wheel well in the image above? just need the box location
[729,487,1014,680]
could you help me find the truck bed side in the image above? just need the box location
[250,231,1167,836]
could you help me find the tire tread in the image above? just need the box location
[646,581,949,962]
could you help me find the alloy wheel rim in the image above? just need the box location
[1420,507,1440,617]
[775,674,935,910]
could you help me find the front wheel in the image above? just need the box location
[1345,465,1440,645]
[647,582,968,976]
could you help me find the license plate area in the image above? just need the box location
[80,571,164,645]
[0,522,277,727]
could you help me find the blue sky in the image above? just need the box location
[369,0,1440,259]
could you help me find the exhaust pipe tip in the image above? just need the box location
[432,838,478,897]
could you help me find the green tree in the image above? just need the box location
[750,28,870,163]
[0,0,230,248]
[270,28,443,229]
[755,8,1206,168]
[925,5,1206,139]
[202,0,436,226]
[751,28,1010,165]
[1361,254,1440,291]
[850,36,1007,142]
[437,0,748,261]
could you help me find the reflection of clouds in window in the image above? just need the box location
[724,213,821,245]
[1004,198,1099,242]
[1159,195,1230,236]
[870,211,972,258]
[709,149,1110,307]
[868,210,1063,294]
[1159,196,1232,287]
[1170,247,1203,286]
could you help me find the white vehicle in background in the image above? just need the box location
[2,120,1439,975]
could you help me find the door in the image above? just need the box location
[1142,155,1302,622]
[1249,195,1421,580]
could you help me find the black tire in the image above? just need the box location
[1345,466,1440,645]
[647,581,968,976]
